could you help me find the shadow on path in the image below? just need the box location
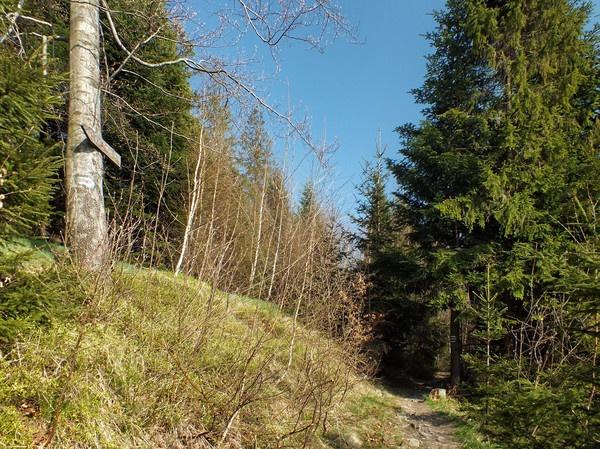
[378,373,461,449]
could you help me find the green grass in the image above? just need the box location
[0,256,411,448]
[426,396,500,449]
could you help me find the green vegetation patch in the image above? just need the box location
[324,384,406,449]
[0,265,403,448]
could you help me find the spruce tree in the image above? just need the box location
[390,0,599,445]
[389,0,498,384]
[448,2,599,446]
[298,181,317,218]
[0,35,62,238]
[352,141,393,262]
[239,107,273,187]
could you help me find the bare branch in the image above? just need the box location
[100,0,340,153]
[234,0,356,50]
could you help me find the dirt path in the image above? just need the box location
[393,388,460,449]
[327,376,461,449]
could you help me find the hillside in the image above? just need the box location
[0,243,414,449]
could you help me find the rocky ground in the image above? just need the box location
[393,387,460,449]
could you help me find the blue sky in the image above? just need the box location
[190,0,599,220]
[265,0,448,215]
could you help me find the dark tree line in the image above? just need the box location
[354,1,599,447]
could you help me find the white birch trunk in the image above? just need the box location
[267,177,285,300]
[249,167,267,291]
[66,0,107,271]
[175,128,204,275]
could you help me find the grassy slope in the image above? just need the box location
[0,244,407,448]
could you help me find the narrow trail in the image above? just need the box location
[392,388,460,449]
[381,373,460,449]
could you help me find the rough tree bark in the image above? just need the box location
[66,0,107,271]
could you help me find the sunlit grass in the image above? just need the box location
[0,258,408,448]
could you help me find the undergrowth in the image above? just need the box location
[0,239,76,344]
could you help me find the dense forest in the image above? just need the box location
[354,1,599,446]
[0,0,598,448]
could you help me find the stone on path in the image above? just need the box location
[406,437,421,448]
[324,430,363,449]
[429,388,447,400]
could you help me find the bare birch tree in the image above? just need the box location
[66,0,107,271]
[175,126,204,276]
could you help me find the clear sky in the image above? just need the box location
[190,0,599,220]
[264,0,448,216]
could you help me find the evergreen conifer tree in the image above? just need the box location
[0,32,62,237]
[239,107,273,187]
[389,0,498,384]
[389,0,599,445]
[352,140,393,262]
[298,181,317,218]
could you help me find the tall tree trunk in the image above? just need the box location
[176,127,204,276]
[66,0,107,270]
[267,181,284,300]
[450,307,461,386]
[200,153,221,280]
[249,167,268,292]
